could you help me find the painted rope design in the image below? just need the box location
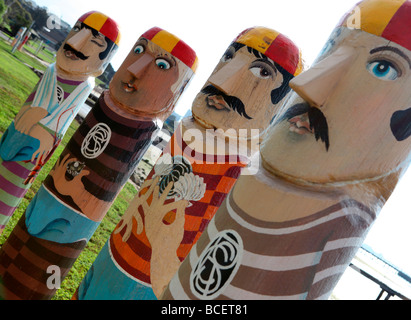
[81,123,112,159]
[190,230,243,300]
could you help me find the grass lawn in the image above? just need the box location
[0,40,45,132]
[24,40,56,65]
[0,38,141,300]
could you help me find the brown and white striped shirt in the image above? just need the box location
[162,187,376,300]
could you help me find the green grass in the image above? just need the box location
[24,40,56,65]
[0,40,43,132]
[0,38,141,300]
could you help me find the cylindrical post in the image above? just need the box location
[74,26,303,300]
[161,0,411,300]
[0,27,197,300]
[10,27,26,48]
[17,31,31,51]
[0,11,120,234]
[35,40,44,55]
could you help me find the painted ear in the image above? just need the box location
[391,107,411,141]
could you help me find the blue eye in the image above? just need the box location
[134,45,144,54]
[367,60,399,80]
[156,58,171,70]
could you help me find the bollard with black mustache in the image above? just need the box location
[0,11,120,236]
[161,0,411,300]
[73,26,304,300]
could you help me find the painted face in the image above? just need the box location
[261,27,411,185]
[191,44,287,135]
[56,21,112,77]
[109,38,184,116]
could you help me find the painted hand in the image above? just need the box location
[115,176,162,241]
[30,127,54,166]
[50,153,90,198]
[144,181,188,249]
[143,180,189,298]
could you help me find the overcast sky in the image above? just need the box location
[31,0,411,278]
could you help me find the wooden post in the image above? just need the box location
[17,31,31,51]
[0,11,120,234]
[0,27,197,300]
[10,27,26,47]
[160,0,411,300]
[73,26,303,300]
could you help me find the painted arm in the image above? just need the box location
[117,176,189,297]
[14,107,55,166]
[143,182,189,297]
[14,106,48,134]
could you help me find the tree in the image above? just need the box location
[0,0,6,24]
[3,0,32,35]
[20,0,48,32]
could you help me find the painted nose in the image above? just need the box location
[66,28,92,51]
[208,54,249,94]
[290,46,357,108]
[127,54,154,78]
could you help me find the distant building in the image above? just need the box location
[36,18,71,51]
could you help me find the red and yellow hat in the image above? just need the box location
[141,27,198,72]
[234,26,304,76]
[339,0,411,51]
[78,11,121,46]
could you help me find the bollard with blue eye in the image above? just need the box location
[367,60,399,80]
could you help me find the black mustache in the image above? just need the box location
[201,85,253,120]
[63,44,89,60]
[281,103,330,151]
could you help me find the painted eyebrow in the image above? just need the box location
[253,58,278,74]
[138,38,148,45]
[246,47,277,70]
[159,53,177,67]
[370,46,411,69]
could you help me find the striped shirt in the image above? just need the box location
[44,91,160,215]
[0,213,87,300]
[108,121,248,287]
[162,184,376,300]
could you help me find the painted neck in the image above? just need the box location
[104,91,163,125]
[55,64,90,82]
[231,159,346,223]
[181,117,259,160]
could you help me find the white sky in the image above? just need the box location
[32,0,411,277]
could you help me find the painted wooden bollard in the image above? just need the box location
[0,11,120,234]
[10,27,26,47]
[17,32,31,51]
[74,26,304,300]
[0,27,197,300]
[160,0,411,300]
